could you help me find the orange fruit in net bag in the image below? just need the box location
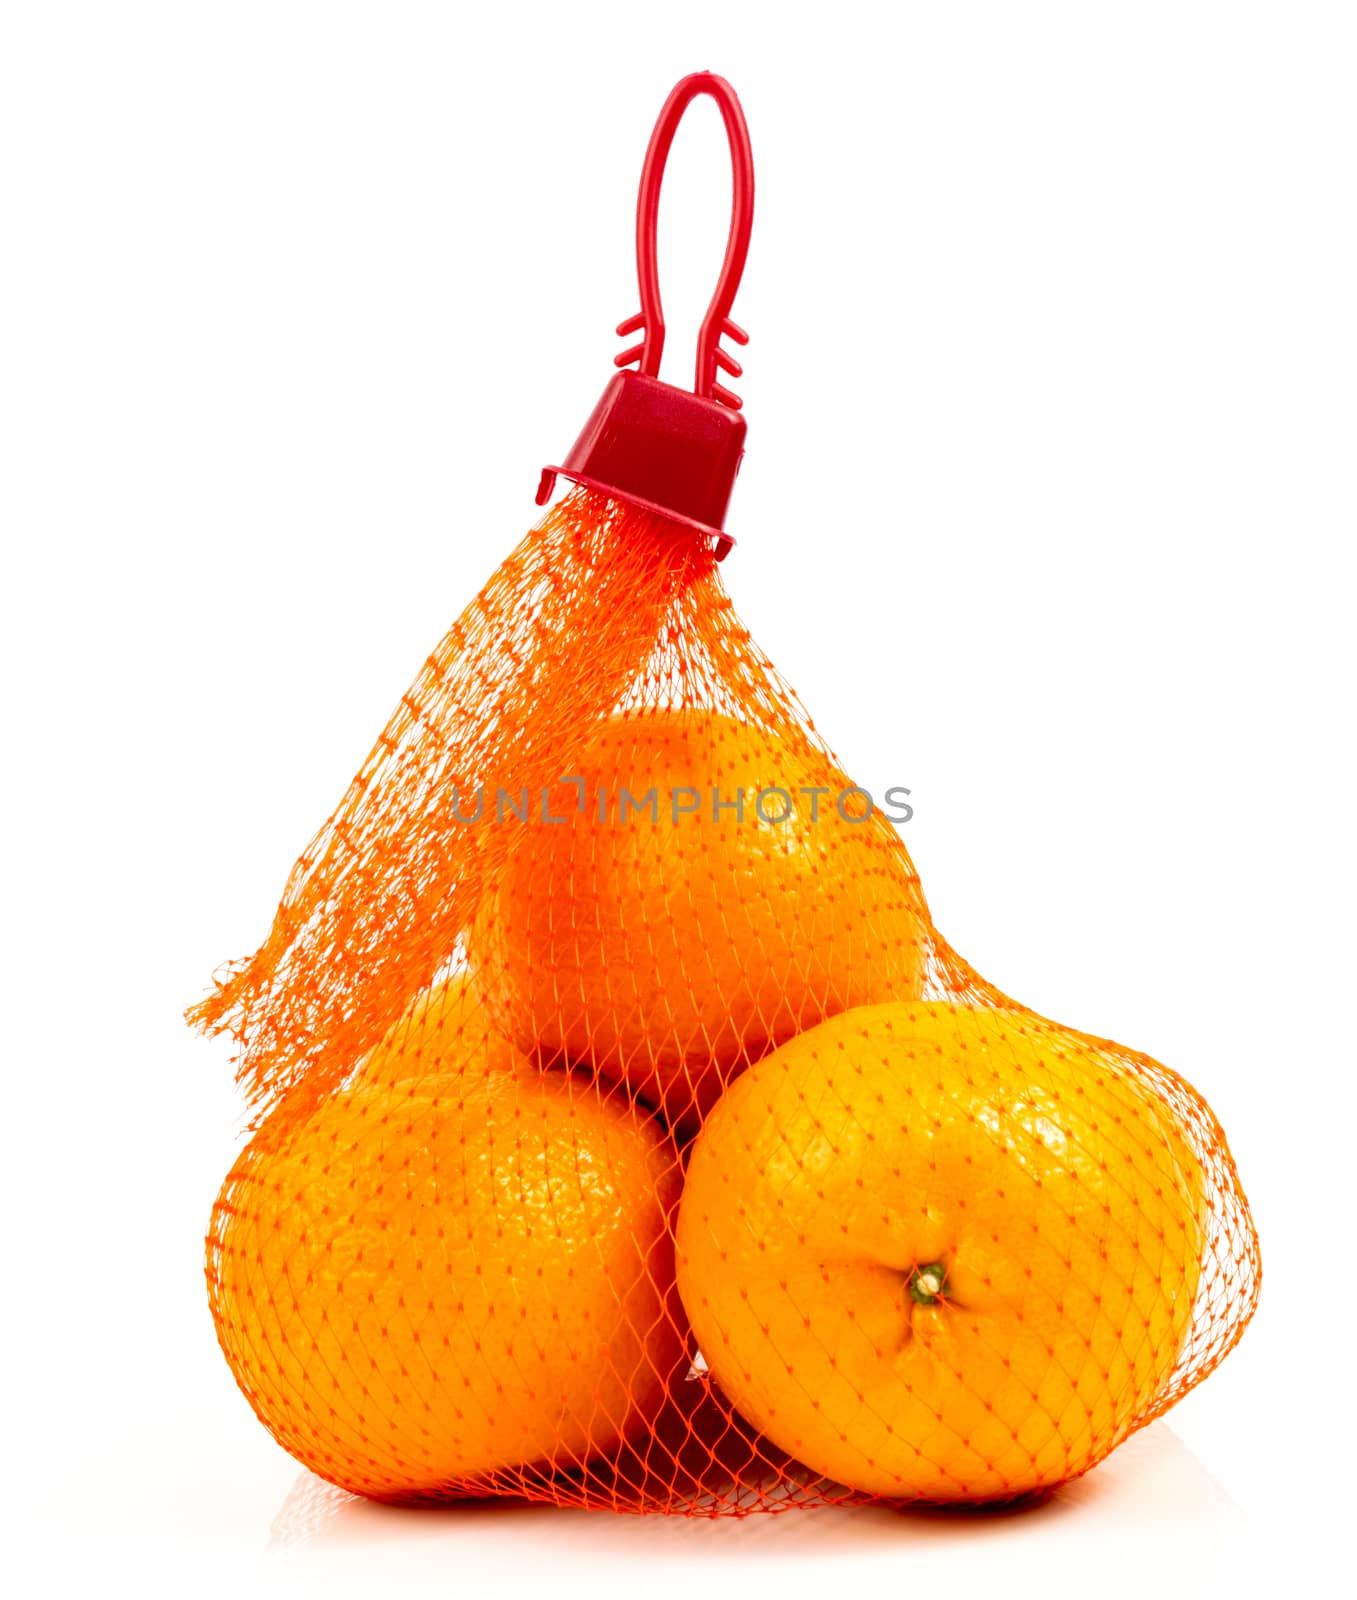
[675,1001,1206,1501]
[471,710,929,1131]
[355,975,527,1091]
[208,982,686,1500]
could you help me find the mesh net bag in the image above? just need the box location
[193,75,1259,1514]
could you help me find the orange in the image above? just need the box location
[471,711,928,1131]
[208,981,686,1500]
[675,1001,1205,1501]
[354,974,528,1090]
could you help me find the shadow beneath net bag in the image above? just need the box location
[268,1420,1242,1563]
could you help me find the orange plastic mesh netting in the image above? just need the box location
[194,483,1260,1514]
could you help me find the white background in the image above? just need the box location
[3,3,1354,1595]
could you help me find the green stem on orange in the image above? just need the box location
[907,1261,949,1306]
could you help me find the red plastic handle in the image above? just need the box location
[613,73,754,410]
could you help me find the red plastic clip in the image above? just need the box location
[537,72,755,560]
[620,71,754,408]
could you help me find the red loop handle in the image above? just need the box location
[613,73,754,410]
